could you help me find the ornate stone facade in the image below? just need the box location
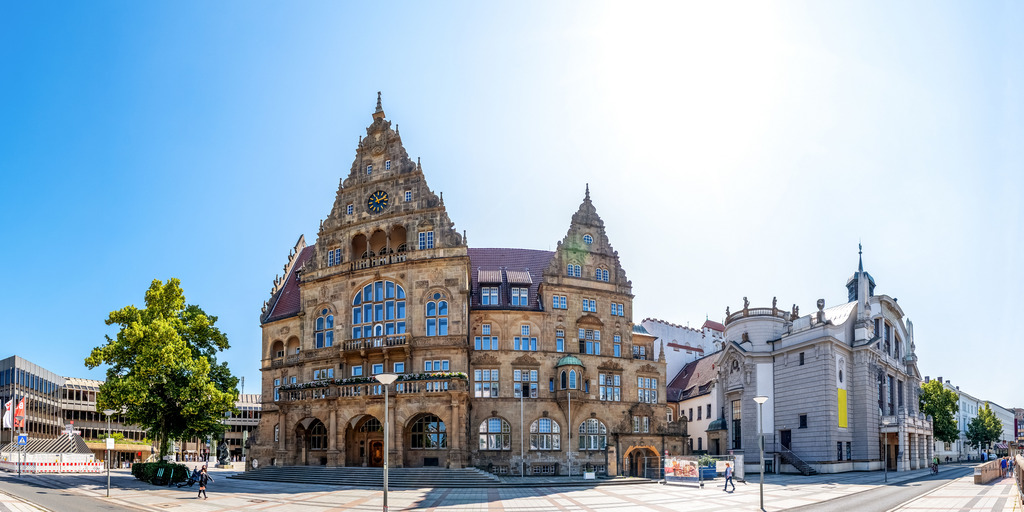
[250,95,686,476]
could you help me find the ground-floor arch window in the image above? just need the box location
[411,414,447,449]
[479,417,511,450]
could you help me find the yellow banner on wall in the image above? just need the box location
[838,388,848,428]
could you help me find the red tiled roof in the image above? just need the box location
[262,245,316,323]
[667,354,717,402]
[702,320,725,332]
[468,248,555,310]
[667,342,705,353]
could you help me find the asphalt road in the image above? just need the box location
[0,474,135,512]
[783,465,974,512]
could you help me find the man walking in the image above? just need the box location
[723,462,736,492]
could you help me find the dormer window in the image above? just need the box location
[583,234,593,245]
[511,287,528,306]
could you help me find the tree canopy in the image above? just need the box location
[919,379,960,445]
[86,278,238,458]
[965,403,1003,450]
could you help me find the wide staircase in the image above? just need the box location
[229,466,501,488]
[779,449,818,476]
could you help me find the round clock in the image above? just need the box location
[367,190,389,213]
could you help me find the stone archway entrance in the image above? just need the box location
[624,446,659,478]
[294,417,328,466]
[346,415,384,467]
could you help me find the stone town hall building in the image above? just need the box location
[250,95,685,476]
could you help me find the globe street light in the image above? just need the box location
[375,373,398,512]
[103,409,116,497]
[753,396,768,511]
[881,418,892,483]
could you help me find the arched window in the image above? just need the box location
[479,417,511,451]
[578,419,607,451]
[569,370,577,389]
[352,280,406,339]
[560,371,567,389]
[425,293,449,336]
[360,418,382,432]
[566,264,581,277]
[315,309,334,348]
[698,437,703,451]
[595,268,609,282]
[309,422,327,450]
[583,234,593,245]
[411,415,447,449]
[530,418,561,450]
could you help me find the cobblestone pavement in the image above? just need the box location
[2,463,1018,511]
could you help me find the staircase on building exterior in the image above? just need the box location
[779,449,818,476]
[229,466,503,488]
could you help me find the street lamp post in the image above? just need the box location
[375,373,398,512]
[753,396,768,511]
[520,381,525,478]
[103,409,116,497]
[882,418,892,483]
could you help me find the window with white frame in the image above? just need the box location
[595,268,609,282]
[511,287,528,306]
[514,369,538,398]
[313,368,334,381]
[394,362,405,373]
[418,231,434,250]
[578,329,600,355]
[315,309,334,348]
[481,286,499,305]
[610,302,624,316]
[514,325,537,351]
[346,203,354,215]
[424,360,449,372]
[385,159,391,170]
[599,373,621,401]
[556,329,565,352]
[351,280,406,340]
[667,409,674,423]
[632,345,647,359]
[613,334,621,357]
[274,378,281,401]
[425,293,448,336]
[582,298,596,312]
[578,419,607,450]
[552,295,567,309]
[479,417,510,450]
[475,324,498,350]
[474,369,499,397]
[530,418,561,450]
[404,190,411,202]
[583,234,593,245]
[371,363,384,375]
[566,264,581,277]
[638,376,658,403]
[366,164,373,175]
[632,415,650,433]
[351,365,363,377]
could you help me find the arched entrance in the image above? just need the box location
[346,415,384,467]
[624,446,659,478]
[294,417,328,466]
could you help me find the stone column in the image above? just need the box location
[391,396,405,468]
[899,428,908,472]
[909,433,918,469]
[926,435,933,466]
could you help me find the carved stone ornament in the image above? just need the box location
[597,360,624,371]
[638,363,657,374]
[472,353,500,366]
[279,326,290,335]
[511,354,540,367]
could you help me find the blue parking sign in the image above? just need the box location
[17,434,28,446]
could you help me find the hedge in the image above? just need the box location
[131,461,191,484]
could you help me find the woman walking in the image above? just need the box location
[197,466,213,500]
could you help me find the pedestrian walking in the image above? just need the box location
[723,462,736,492]
[197,466,213,499]
[1000,457,1007,478]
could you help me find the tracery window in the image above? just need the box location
[351,280,406,339]
[411,415,447,449]
[425,293,448,336]
[578,419,607,451]
[595,268,609,281]
[315,309,334,348]
[566,264,581,277]
[530,418,561,450]
[479,417,510,450]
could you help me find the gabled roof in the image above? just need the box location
[702,320,725,332]
[262,245,316,323]
[468,248,554,310]
[667,354,717,402]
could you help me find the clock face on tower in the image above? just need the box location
[367,190,389,213]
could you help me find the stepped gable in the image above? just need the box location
[468,248,554,309]
[262,245,316,323]
[666,354,717,401]
[544,186,630,287]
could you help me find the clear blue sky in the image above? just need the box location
[1,2,1020,408]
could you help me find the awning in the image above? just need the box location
[995,442,1008,449]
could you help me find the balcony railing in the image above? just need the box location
[343,335,408,351]
[351,252,408,271]
[278,376,464,402]
[725,307,792,326]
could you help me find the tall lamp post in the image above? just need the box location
[881,418,892,483]
[103,409,116,497]
[520,380,525,478]
[375,373,398,512]
[753,396,768,511]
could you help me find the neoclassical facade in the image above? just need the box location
[250,96,685,476]
[713,250,933,474]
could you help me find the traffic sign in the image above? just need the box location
[17,434,28,446]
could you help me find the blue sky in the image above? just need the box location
[1,2,1020,409]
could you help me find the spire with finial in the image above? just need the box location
[846,241,875,302]
[585,183,590,201]
[858,241,863,272]
[372,91,385,120]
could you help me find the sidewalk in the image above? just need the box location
[889,472,1020,512]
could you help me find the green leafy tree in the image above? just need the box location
[86,278,238,459]
[965,403,1003,450]
[919,380,960,445]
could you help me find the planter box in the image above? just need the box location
[700,468,717,479]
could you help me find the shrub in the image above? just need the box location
[131,461,190,484]
[698,454,716,467]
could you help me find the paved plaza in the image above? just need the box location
[0,464,1019,511]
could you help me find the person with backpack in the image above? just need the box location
[197,466,213,499]
[723,462,736,492]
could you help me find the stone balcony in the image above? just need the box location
[724,307,793,326]
[350,252,408,271]
[277,374,468,403]
[342,335,408,352]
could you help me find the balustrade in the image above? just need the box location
[350,252,408,271]
[342,335,407,351]
[277,376,463,403]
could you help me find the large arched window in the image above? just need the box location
[315,309,334,348]
[411,415,447,449]
[530,418,561,450]
[425,293,448,336]
[309,422,327,450]
[360,418,382,432]
[479,417,511,451]
[352,280,406,339]
[578,419,607,451]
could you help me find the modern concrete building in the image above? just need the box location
[1,356,66,444]
[252,95,686,476]
[714,249,932,475]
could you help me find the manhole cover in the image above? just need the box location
[250,499,267,503]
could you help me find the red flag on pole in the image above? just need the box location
[1,399,11,428]
[12,397,26,429]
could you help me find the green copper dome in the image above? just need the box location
[555,355,584,367]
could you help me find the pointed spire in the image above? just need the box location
[585,183,591,201]
[375,91,383,113]
[858,242,864,272]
